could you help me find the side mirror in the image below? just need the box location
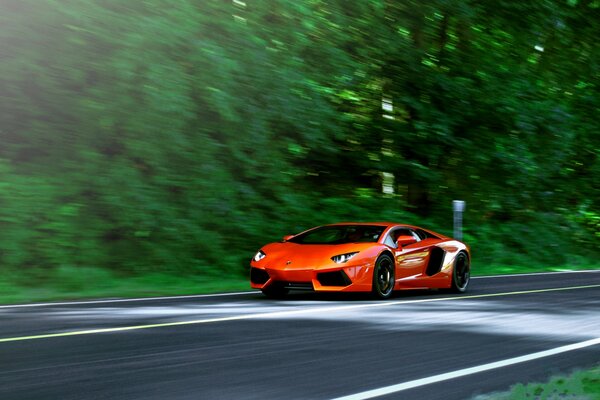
[396,235,417,247]
[282,235,294,242]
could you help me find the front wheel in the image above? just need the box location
[450,251,470,293]
[372,254,395,299]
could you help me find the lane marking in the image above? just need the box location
[1,283,599,344]
[473,269,600,279]
[0,291,258,309]
[2,270,598,309]
[330,337,600,400]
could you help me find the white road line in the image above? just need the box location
[2,269,598,309]
[1,283,599,343]
[330,337,600,400]
[473,269,600,279]
[0,291,258,309]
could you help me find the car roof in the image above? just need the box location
[325,222,419,229]
[299,222,450,241]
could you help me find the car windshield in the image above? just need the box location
[288,225,386,244]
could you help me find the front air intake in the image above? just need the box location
[250,268,270,284]
[317,270,351,287]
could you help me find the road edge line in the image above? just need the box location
[330,337,600,400]
[0,291,259,309]
[473,269,600,279]
[1,283,600,343]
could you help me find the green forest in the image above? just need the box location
[0,0,598,299]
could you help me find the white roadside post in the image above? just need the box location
[453,200,465,241]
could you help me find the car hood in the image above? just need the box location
[259,241,375,269]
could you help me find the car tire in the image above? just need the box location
[372,254,395,299]
[450,251,470,293]
[261,283,289,298]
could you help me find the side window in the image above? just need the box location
[415,229,428,240]
[384,232,396,248]
[409,229,421,242]
[412,231,423,242]
[384,228,421,248]
[395,228,412,238]
[415,228,439,240]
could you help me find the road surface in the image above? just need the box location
[1,271,599,399]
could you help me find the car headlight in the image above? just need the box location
[331,252,358,264]
[253,250,266,262]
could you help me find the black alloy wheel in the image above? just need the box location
[372,254,395,299]
[451,251,470,293]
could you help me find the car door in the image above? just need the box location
[392,228,431,283]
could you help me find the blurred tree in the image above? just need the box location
[0,0,597,278]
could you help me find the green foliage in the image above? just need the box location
[0,0,598,286]
[472,364,600,400]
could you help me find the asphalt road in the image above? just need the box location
[1,271,599,400]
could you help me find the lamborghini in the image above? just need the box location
[250,222,471,299]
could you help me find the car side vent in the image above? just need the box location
[426,247,445,276]
[250,268,270,284]
[317,270,351,287]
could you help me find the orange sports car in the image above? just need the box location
[250,222,471,299]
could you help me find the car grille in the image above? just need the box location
[283,282,314,290]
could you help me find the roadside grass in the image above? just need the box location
[473,264,600,276]
[0,264,598,305]
[0,266,249,304]
[472,364,600,400]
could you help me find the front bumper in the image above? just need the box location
[250,263,373,292]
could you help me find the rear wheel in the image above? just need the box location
[372,254,395,299]
[450,252,470,293]
[261,282,289,299]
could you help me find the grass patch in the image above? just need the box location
[472,364,600,399]
[0,266,250,304]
